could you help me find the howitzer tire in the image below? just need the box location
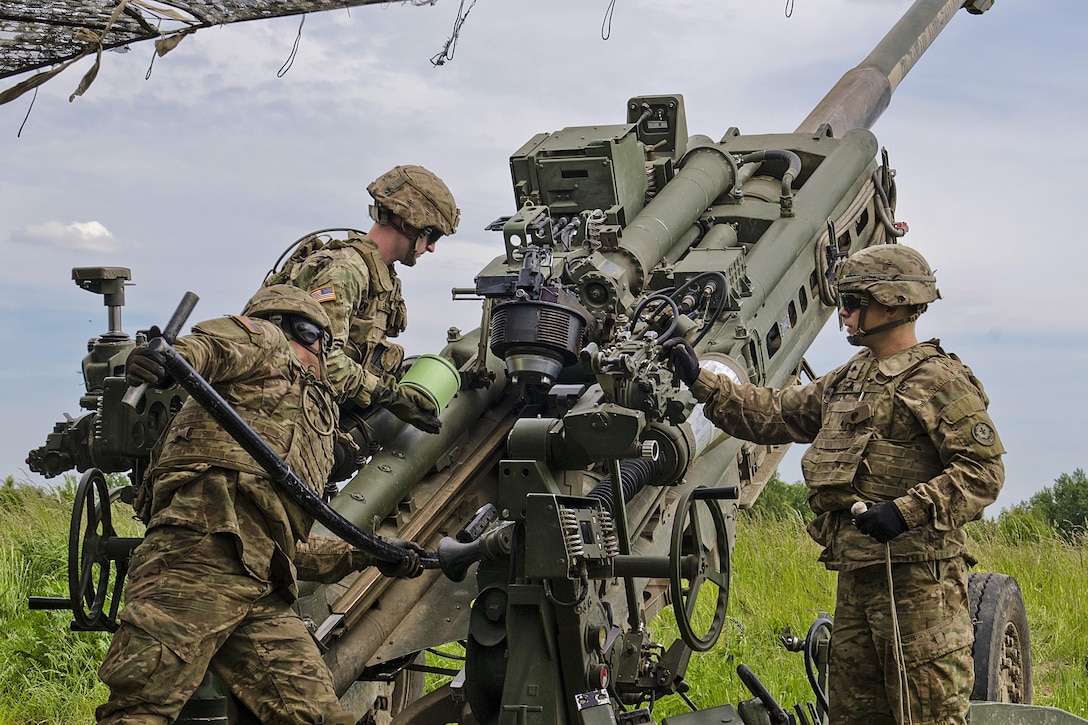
[670,487,730,652]
[69,469,128,631]
[969,571,1033,704]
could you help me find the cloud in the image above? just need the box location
[10,220,121,252]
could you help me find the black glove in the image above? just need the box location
[854,501,908,544]
[661,337,700,386]
[372,376,442,434]
[125,344,170,387]
[376,537,426,578]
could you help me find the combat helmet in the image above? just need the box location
[243,284,331,349]
[836,244,939,345]
[368,165,460,237]
[836,243,940,307]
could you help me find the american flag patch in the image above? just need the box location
[310,286,336,303]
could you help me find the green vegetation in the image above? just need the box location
[651,510,1088,720]
[0,474,140,725]
[999,468,1088,540]
[2,472,1087,723]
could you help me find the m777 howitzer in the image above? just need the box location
[28,0,1070,723]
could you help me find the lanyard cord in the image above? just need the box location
[886,544,913,724]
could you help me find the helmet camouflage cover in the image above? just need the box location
[837,244,940,307]
[368,164,460,236]
[243,284,331,332]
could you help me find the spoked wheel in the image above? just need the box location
[68,469,133,631]
[670,486,730,652]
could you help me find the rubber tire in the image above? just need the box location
[968,571,1032,703]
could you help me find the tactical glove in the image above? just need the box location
[376,537,427,578]
[372,375,442,434]
[661,337,701,386]
[854,501,908,544]
[125,344,171,388]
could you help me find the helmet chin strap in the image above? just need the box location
[387,215,424,267]
[847,304,918,346]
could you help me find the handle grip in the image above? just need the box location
[122,291,199,408]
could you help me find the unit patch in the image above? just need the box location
[972,421,996,446]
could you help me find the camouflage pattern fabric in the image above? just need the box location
[274,233,408,407]
[690,339,1003,570]
[688,338,1003,720]
[99,316,369,723]
[837,244,940,307]
[97,527,356,725]
[829,557,974,725]
[146,315,339,580]
[368,164,460,236]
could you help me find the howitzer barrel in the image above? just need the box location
[797,0,992,136]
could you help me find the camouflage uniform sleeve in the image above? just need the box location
[294,250,381,405]
[893,363,1005,531]
[323,348,382,406]
[293,534,373,583]
[172,316,272,383]
[690,368,825,444]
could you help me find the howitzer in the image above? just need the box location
[31,0,1059,723]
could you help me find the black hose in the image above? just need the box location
[586,458,660,515]
[630,292,681,342]
[150,337,428,567]
[738,149,803,217]
[736,664,790,725]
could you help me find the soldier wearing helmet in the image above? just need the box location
[835,243,940,347]
[98,285,424,725]
[664,243,1004,725]
[266,165,460,447]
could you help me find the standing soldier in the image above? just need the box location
[664,243,1004,724]
[96,285,423,725]
[267,164,460,442]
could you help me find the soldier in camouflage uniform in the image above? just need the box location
[96,285,424,725]
[267,164,460,438]
[665,244,1004,725]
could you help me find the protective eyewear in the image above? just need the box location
[404,222,442,247]
[838,293,867,313]
[420,226,443,245]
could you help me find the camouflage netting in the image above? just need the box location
[0,0,434,103]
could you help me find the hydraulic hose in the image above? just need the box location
[737,149,803,217]
[147,336,432,568]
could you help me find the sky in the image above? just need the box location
[0,0,1082,512]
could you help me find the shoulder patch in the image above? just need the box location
[310,286,336,303]
[972,421,997,447]
[229,315,264,334]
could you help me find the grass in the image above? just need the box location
[0,475,141,725]
[649,512,1088,720]
[1,476,1085,723]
